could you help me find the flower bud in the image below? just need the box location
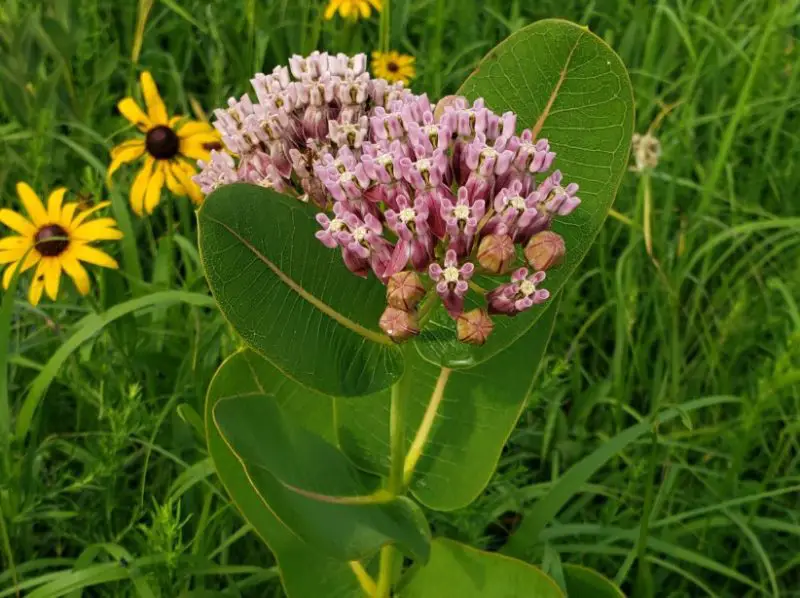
[433,95,459,121]
[457,308,494,345]
[379,306,420,342]
[524,231,565,271]
[387,271,426,310]
[477,234,515,274]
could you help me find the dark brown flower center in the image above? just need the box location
[145,125,180,159]
[35,224,70,257]
[387,61,399,73]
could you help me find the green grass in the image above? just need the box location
[1,0,799,596]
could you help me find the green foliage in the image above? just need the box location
[415,20,634,368]
[338,298,561,511]
[198,184,403,397]
[1,0,799,597]
[197,17,631,597]
[400,538,563,597]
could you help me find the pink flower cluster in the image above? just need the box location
[195,52,580,344]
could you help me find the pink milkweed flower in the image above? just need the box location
[194,150,239,194]
[334,211,393,280]
[441,186,485,256]
[315,201,352,248]
[486,268,550,316]
[428,249,475,318]
[535,170,581,216]
[385,194,434,273]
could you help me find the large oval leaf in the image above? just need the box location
[211,392,431,562]
[198,183,403,396]
[337,297,560,511]
[415,19,634,368]
[205,352,366,598]
[400,538,564,597]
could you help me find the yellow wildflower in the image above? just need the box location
[371,51,416,85]
[0,183,122,305]
[108,71,221,216]
[324,0,382,20]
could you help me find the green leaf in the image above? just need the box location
[400,538,564,597]
[503,396,741,558]
[338,297,560,511]
[562,564,625,597]
[205,352,373,598]
[209,360,431,563]
[198,183,404,397]
[415,19,634,368]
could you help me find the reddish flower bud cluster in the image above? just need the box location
[196,52,580,344]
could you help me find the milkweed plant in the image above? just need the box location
[197,19,633,598]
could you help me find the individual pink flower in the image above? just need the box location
[428,249,474,318]
[440,186,485,256]
[486,268,550,316]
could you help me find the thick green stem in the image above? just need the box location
[374,379,405,596]
[375,544,395,598]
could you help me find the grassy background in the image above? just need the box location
[1,0,799,596]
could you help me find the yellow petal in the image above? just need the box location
[324,0,341,19]
[72,220,123,242]
[28,260,47,305]
[359,1,370,17]
[71,201,112,228]
[47,188,67,221]
[0,236,29,251]
[140,71,168,125]
[144,162,166,214]
[118,97,152,131]
[177,120,215,138]
[130,157,155,216]
[169,115,183,129]
[368,0,382,10]
[2,251,40,289]
[0,209,36,236]
[72,244,119,269]
[42,258,61,301]
[179,132,221,161]
[107,139,146,185]
[60,203,79,228]
[16,182,48,226]
[172,161,204,205]
[60,252,91,295]
[0,246,27,264]
[165,162,186,196]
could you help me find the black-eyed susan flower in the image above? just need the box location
[324,0,382,20]
[371,51,416,85]
[0,183,122,305]
[108,71,221,216]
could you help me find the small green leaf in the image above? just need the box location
[338,298,560,511]
[400,538,564,597]
[562,564,625,597]
[206,353,375,597]
[415,19,634,368]
[198,184,404,397]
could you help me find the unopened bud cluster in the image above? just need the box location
[196,52,580,345]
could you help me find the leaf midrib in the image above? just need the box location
[205,214,393,347]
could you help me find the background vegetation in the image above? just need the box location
[0,0,798,596]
